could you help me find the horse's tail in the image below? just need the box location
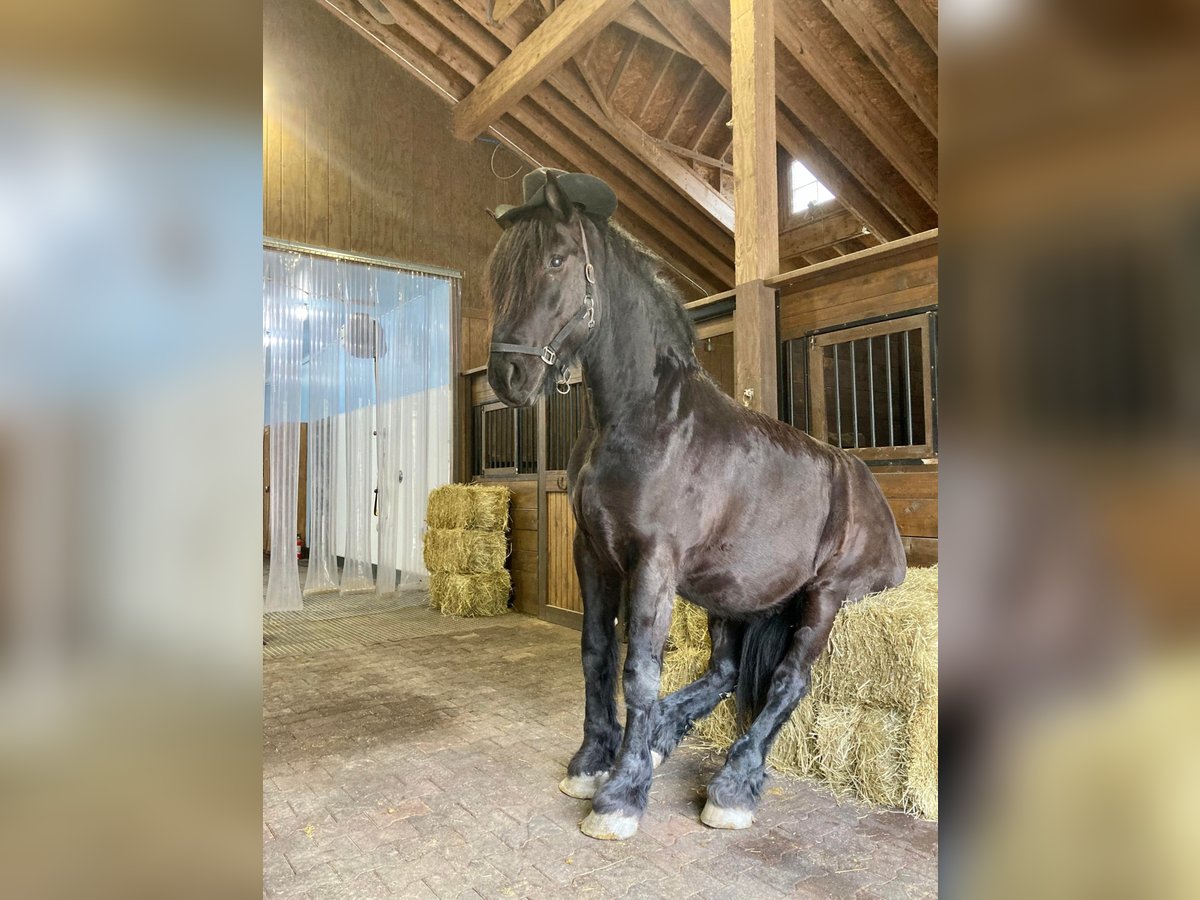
[735,594,803,720]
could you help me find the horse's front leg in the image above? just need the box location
[580,551,674,841]
[560,530,622,799]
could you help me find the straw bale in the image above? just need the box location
[423,528,506,574]
[428,572,511,617]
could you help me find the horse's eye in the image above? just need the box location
[549,255,564,269]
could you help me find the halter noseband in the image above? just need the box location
[490,220,599,394]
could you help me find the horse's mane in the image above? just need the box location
[486,209,699,370]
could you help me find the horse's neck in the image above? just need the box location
[580,274,690,428]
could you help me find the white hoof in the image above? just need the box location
[559,771,608,799]
[651,750,664,769]
[580,809,639,841]
[700,801,754,830]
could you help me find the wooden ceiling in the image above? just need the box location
[317,0,938,295]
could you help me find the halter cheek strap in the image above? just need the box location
[490,220,599,391]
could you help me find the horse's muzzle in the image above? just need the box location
[487,351,543,408]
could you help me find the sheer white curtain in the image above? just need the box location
[262,245,455,609]
[302,257,342,595]
[263,252,305,612]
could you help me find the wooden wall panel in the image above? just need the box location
[872,464,938,565]
[779,252,938,340]
[263,0,521,372]
[546,491,582,613]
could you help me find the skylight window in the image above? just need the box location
[790,160,834,213]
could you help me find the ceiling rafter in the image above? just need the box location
[659,62,703,141]
[614,6,687,55]
[819,0,937,134]
[370,0,732,286]
[436,0,736,238]
[450,0,636,140]
[894,0,938,53]
[639,0,910,241]
[684,0,936,232]
[766,0,937,206]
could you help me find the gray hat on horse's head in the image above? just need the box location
[492,167,618,227]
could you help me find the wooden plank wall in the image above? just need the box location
[262,0,521,372]
[546,491,582,613]
[777,239,938,341]
[778,237,939,565]
[874,465,938,567]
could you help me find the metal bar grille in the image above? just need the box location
[903,330,914,446]
[885,336,894,445]
[867,337,876,446]
[832,343,842,448]
[790,310,936,458]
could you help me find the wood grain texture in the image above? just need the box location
[452,0,636,140]
[730,0,778,283]
[546,491,582,613]
[265,0,522,378]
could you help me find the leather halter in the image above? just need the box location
[490,220,599,394]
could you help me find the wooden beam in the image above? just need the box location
[895,0,938,53]
[659,63,703,140]
[634,46,675,120]
[570,58,732,230]
[767,228,938,291]
[606,102,735,231]
[641,0,909,240]
[771,0,937,208]
[615,5,688,55]
[488,0,527,25]
[451,0,635,140]
[653,138,733,173]
[372,0,732,285]
[730,0,778,417]
[780,207,871,260]
[774,50,935,232]
[773,108,902,241]
[640,0,730,85]
[430,0,737,242]
[819,0,937,134]
[606,32,640,100]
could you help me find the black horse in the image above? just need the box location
[486,174,905,840]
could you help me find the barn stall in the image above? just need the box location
[263,0,938,896]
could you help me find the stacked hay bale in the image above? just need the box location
[661,566,938,819]
[423,484,512,617]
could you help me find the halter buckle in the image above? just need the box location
[584,297,596,329]
[540,346,558,366]
[584,262,596,285]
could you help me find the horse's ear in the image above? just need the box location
[544,173,575,220]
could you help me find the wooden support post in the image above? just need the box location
[731,0,779,417]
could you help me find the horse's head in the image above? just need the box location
[486,175,598,408]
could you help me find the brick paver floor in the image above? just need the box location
[264,608,938,899]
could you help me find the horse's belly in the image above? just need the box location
[678,553,813,619]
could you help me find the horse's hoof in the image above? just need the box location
[559,772,607,799]
[651,750,664,769]
[580,810,639,840]
[700,801,753,830]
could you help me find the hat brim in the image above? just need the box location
[494,172,617,226]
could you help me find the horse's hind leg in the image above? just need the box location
[561,532,622,799]
[581,550,675,840]
[650,617,743,767]
[703,585,841,829]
